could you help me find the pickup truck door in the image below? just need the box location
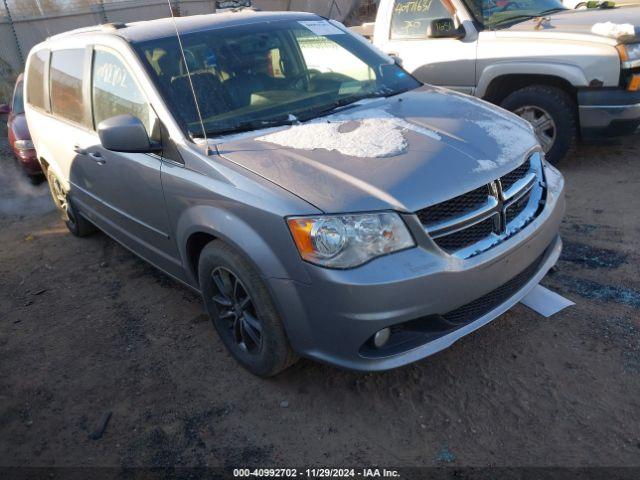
[374,0,478,94]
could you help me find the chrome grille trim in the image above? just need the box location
[428,196,499,239]
[417,149,546,258]
[502,171,536,201]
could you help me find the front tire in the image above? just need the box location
[500,85,577,165]
[46,170,96,237]
[198,240,297,377]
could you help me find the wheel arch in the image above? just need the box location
[481,73,579,106]
[178,205,310,290]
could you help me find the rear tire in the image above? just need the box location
[198,240,298,377]
[500,85,576,165]
[46,170,96,237]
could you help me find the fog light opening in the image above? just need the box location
[373,328,391,348]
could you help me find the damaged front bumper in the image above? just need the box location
[269,165,566,371]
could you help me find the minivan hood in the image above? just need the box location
[215,87,538,213]
[500,6,640,43]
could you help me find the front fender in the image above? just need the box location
[175,205,312,288]
[476,62,589,98]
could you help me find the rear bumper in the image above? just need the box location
[578,88,640,138]
[270,165,565,371]
[14,148,42,176]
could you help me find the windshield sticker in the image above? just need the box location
[338,82,361,96]
[298,20,345,36]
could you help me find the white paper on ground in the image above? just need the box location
[520,284,574,318]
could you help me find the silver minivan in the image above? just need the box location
[24,11,565,376]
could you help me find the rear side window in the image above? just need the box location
[391,0,453,39]
[50,49,86,125]
[12,81,25,115]
[92,49,152,133]
[26,49,48,109]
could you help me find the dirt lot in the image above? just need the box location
[0,118,639,473]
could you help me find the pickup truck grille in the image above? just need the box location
[417,151,546,258]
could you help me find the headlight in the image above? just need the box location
[617,43,640,69]
[14,139,34,151]
[287,212,415,268]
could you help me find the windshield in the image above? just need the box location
[463,0,566,29]
[134,19,420,137]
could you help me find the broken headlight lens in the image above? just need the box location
[287,212,415,268]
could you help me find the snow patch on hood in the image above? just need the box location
[256,107,441,158]
[591,22,638,40]
[473,118,536,172]
[474,159,499,172]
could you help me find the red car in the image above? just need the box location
[1,74,41,180]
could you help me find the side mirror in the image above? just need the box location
[0,104,11,114]
[427,18,465,39]
[98,114,160,153]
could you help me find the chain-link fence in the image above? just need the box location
[0,0,220,100]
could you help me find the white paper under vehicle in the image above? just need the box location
[520,284,574,317]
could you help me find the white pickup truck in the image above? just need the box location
[366,0,640,163]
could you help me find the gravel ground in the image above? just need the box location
[0,118,639,472]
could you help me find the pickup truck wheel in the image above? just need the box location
[46,170,96,237]
[198,240,298,377]
[500,85,576,165]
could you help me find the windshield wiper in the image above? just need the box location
[296,92,391,123]
[198,117,295,138]
[490,8,567,28]
[296,96,366,123]
[539,7,567,14]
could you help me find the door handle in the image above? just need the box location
[89,151,106,165]
[73,145,87,155]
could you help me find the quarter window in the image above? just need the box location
[12,81,25,115]
[26,49,48,110]
[92,50,152,134]
[391,0,453,40]
[50,49,86,124]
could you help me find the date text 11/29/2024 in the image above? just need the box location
[233,468,401,478]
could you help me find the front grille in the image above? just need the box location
[416,185,490,225]
[442,248,547,325]
[505,189,533,224]
[500,158,531,192]
[434,216,496,253]
[417,152,545,258]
